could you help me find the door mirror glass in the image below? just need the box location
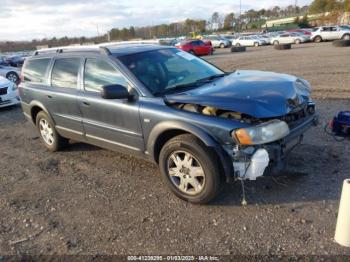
[101,84,132,100]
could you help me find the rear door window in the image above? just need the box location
[84,58,128,92]
[23,58,51,83]
[51,58,81,89]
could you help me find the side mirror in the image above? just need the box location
[100,84,133,100]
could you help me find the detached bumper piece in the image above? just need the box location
[233,148,270,180]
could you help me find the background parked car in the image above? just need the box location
[0,65,21,84]
[204,36,231,48]
[311,26,350,42]
[175,40,213,56]
[232,36,266,47]
[0,56,8,66]
[287,29,312,36]
[271,32,309,45]
[250,35,268,45]
[0,76,20,108]
[203,40,213,47]
[258,34,272,44]
[5,55,26,67]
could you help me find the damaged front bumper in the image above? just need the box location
[230,114,319,181]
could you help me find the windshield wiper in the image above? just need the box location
[195,73,227,84]
[153,82,200,96]
[155,73,228,96]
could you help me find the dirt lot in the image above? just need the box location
[0,42,350,257]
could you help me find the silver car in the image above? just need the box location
[271,33,309,45]
[204,36,231,48]
[311,26,350,42]
[232,36,266,47]
[0,64,21,84]
[0,76,20,108]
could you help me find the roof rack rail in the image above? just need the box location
[34,46,112,56]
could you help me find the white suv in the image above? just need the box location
[311,26,350,42]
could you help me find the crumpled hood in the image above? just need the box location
[165,70,311,118]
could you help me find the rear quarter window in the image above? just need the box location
[23,58,51,83]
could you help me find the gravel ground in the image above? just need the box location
[0,42,350,257]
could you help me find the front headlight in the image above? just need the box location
[232,120,290,145]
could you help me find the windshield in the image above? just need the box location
[118,48,224,95]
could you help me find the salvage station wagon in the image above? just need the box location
[19,44,318,204]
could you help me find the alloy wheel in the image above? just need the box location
[7,73,18,83]
[167,150,205,196]
[39,119,54,145]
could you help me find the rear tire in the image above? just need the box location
[274,43,292,50]
[333,39,350,47]
[231,46,246,53]
[342,34,350,40]
[36,111,68,152]
[159,134,222,204]
[254,42,259,47]
[314,36,322,43]
[189,50,196,56]
[220,43,225,48]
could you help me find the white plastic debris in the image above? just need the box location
[234,149,269,180]
[335,179,350,247]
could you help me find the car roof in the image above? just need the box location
[107,44,170,57]
[31,43,172,59]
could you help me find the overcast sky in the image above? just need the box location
[0,0,312,41]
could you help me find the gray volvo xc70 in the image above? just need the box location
[19,44,318,204]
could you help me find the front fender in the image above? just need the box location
[147,120,234,183]
[147,120,219,159]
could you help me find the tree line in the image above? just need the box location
[1,0,350,52]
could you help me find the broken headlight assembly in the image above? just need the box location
[232,119,290,145]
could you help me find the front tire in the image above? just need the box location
[159,134,222,204]
[273,40,279,45]
[220,43,225,48]
[295,39,301,44]
[254,42,259,47]
[36,111,68,152]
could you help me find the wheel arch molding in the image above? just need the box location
[29,101,55,125]
[147,121,234,183]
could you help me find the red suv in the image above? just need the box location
[175,40,213,56]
